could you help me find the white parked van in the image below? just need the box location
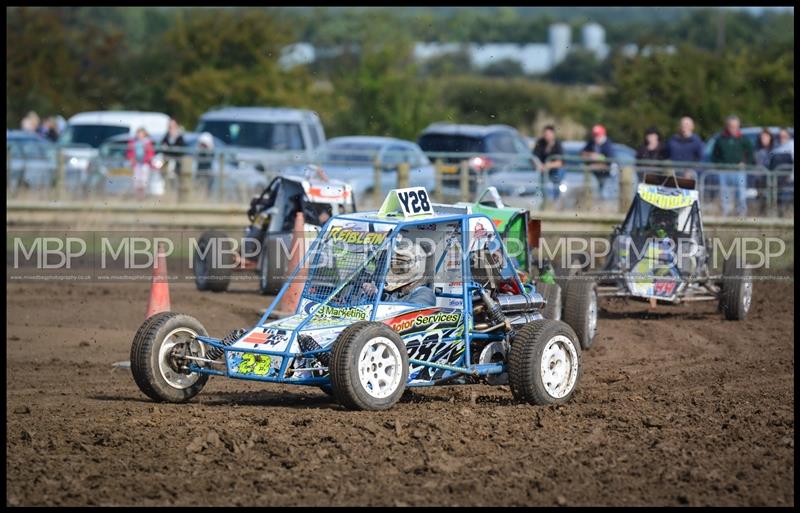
[196,107,326,169]
[59,111,170,186]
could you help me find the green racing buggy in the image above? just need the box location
[454,187,598,350]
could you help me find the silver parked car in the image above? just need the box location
[7,130,57,192]
[196,107,326,170]
[557,140,637,205]
[288,136,436,198]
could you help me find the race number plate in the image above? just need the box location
[227,351,280,378]
[379,187,434,218]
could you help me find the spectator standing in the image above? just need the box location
[532,125,565,201]
[711,115,753,217]
[754,128,774,168]
[39,117,59,142]
[128,127,155,200]
[772,128,793,163]
[752,128,775,213]
[635,127,667,161]
[20,111,40,133]
[196,132,216,197]
[160,118,187,177]
[768,128,794,214]
[665,116,705,179]
[54,115,67,134]
[581,124,615,199]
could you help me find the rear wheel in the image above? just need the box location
[193,230,232,292]
[330,322,408,411]
[551,254,588,305]
[720,255,752,320]
[508,320,581,405]
[563,278,598,350]
[537,282,562,321]
[130,312,210,403]
[258,237,271,295]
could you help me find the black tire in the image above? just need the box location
[130,312,210,403]
[193,230,232,293]
[330,321,409,411]
[318,384,334,396]
[551,255,588,304]
[720,255,752,320]
[537,282,562,321]
[508,320,581,405]
[563,277,598,350]
[258,236,271,295]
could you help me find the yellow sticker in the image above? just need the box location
[638,185,696,209]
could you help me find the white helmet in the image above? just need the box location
[385,238,427,292]
[198,132,214,149]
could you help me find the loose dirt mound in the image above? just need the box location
[5,279,794,506]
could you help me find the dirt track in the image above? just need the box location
[5,277,795,506]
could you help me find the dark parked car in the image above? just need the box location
[417,123,536,194]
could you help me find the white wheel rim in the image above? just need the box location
[540,335,579,399]
[357,337,403,399]
[588,289,598,339]
[742,278,752,313]
[158,327,204,389]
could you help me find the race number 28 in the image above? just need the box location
[236,353,272,376]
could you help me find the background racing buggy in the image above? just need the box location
[193,166,356,294]
[572,173,753,320]
[132,187,582,411]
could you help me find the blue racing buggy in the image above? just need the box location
[131,187,582,411]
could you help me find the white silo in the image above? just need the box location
[582,23,608,60]
[548,23,571,67]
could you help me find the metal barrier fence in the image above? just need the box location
[6,143,794,219]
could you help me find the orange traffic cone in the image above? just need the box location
[270,212,307,318]
[145,242,171,319]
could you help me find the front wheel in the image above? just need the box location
[330,322,409,411]
[130,312,210,403]
[508,320,581,405]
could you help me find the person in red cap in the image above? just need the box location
[581,124,616,200]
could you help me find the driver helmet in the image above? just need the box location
[304,164,329,182]
[650,208,678,236]
[385,237,427,292]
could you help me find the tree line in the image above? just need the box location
[6,7,795,145]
